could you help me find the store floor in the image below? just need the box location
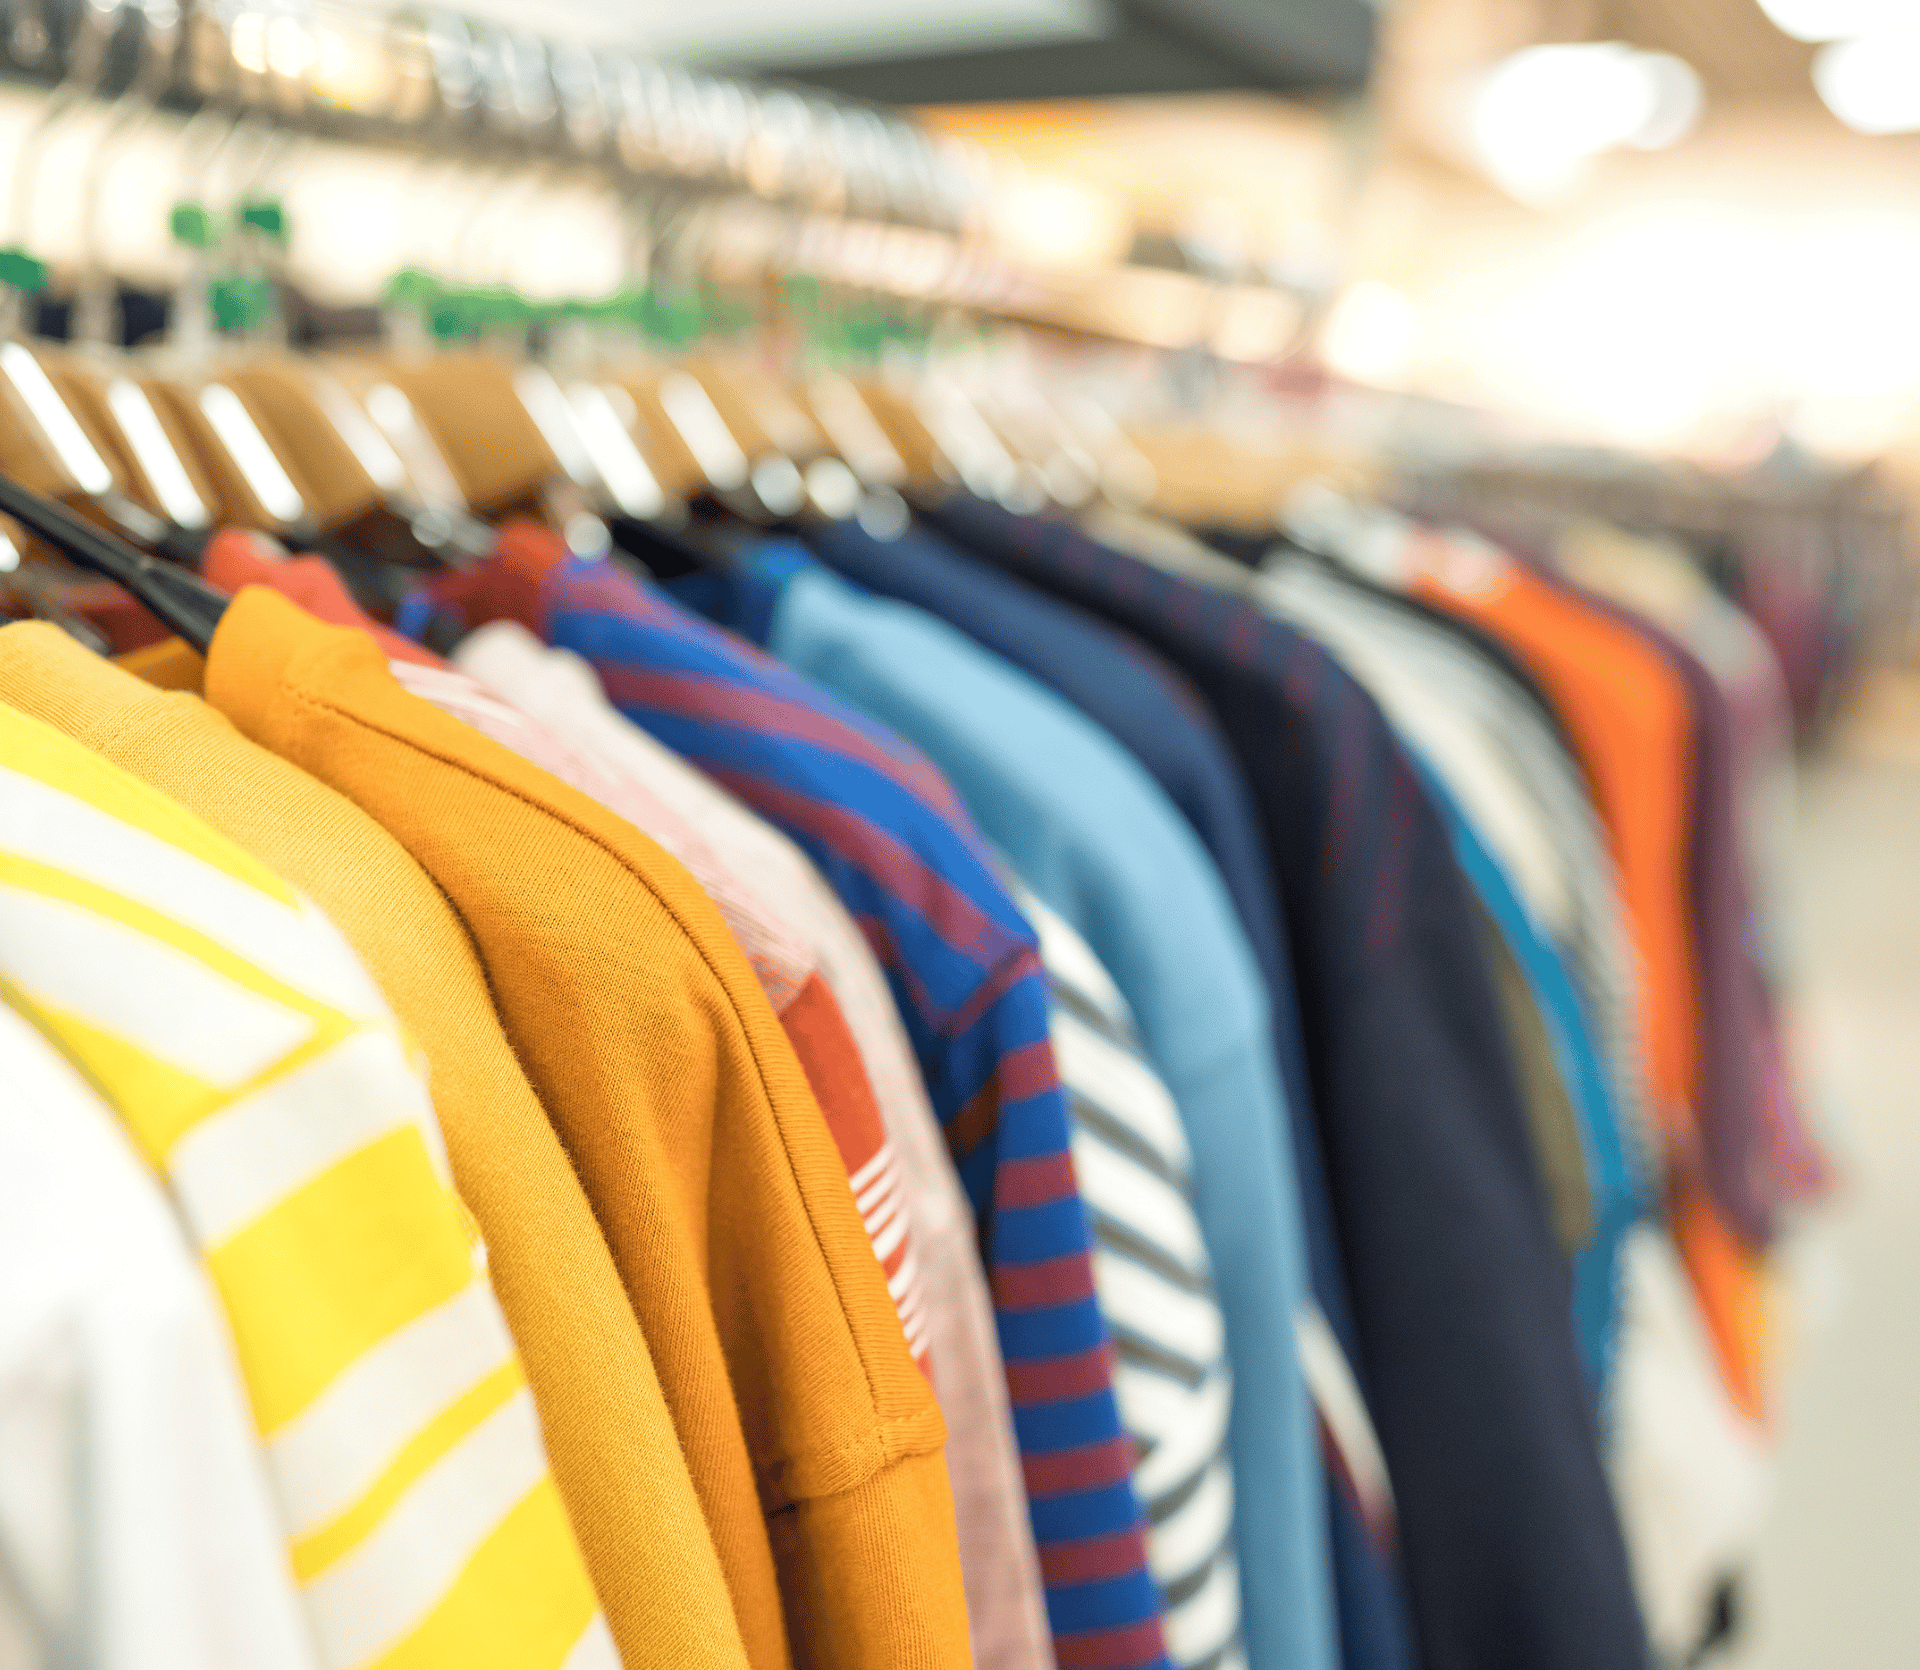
[1725,691,1920,1666]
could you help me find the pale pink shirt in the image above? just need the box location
[453,621,1056,1670]
[386,658,812,1010]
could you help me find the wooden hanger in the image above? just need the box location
[137,366,312,533]
[216,358,392,527]
[860,374,1025,501]
[585,365,701,505]
[0,337,119,502]
[37,348,220,530]
[545,366,680,521]
[210,356,499,565]
[0,335,221,582]
[612,361,751,504]
[316,356,473,516]
[695,353,824,466]
[357,344,699,547]
[808,374,923,490]
[1124,421,1385,530]
[975,386,1100,509]
[340,347,558,519]
[680,354,813,516]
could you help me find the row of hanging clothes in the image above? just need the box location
[0,9,1836,1670]
[1397,448,1910,743]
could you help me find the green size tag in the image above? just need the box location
[169,201,218,250]
[210,271,275,329]
[0,246,47,294]
[238,199,289,246]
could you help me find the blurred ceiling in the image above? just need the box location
[449,0,1818,112]
[650,0,1379,102]
[918,97,1346,246]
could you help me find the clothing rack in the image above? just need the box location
[0,8,1843,1662]
[0,0,978,230]
[1399,446,1914,730]
[0,3,1336,365]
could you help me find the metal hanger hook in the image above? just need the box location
[10,0,127,252]
[74,0,183,344]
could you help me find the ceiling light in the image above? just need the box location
[1320,281,1416,388]
[1470,43,1703,205]
[987,174,1130,271]
[1814,32,1920,132]
[1757,0,1917,42]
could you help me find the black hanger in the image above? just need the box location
[92,491,215,571]
[1197,524,1278,569]
[0,473,229,655]
[607,512,739,578]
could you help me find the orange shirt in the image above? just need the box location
[200,586,970,1670]
[194,537,934,1382]
[1413,551,1767,1413]
[1414,555,1699,1139]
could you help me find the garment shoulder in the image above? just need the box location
[278,648,948,1433]
[290,651,775,1002]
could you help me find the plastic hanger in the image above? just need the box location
[0,513,109,652]
[0,471,228,652]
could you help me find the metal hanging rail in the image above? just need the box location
[0,0,986,231]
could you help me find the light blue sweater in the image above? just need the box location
[766,556,1335,1670]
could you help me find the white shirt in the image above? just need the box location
[0,1001,318,1670]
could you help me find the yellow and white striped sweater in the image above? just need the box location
[0,703,613,1670]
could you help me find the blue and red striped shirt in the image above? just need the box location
[413,532,1168,1670]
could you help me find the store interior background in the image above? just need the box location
[694,4,1920,1661]
[7,0,1918,1660]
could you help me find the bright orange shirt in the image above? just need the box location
[1413,551,1767,1414]
[195,537,937,1383]
[200,586,970,1670]
[1415,555,1699,1137]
